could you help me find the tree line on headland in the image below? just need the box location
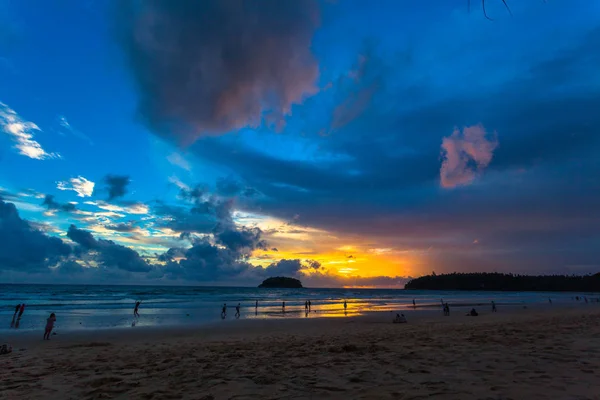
[404,272,600,292]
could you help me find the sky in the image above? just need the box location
[1,0,599,287]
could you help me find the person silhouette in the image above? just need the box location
[235,303,240,318]
[221,303,227,319]
[15,304,25,328]
[282,301,286,313]
[10,304,20,328]
[134,301,141,317]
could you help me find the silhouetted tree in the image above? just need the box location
[405,272,600,292]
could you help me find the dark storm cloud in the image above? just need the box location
[215,227,267,254]
[0,198,71,271]
[115,0,320,143]
[153,194,236,234]
[262,259,304,277]
[42,195,76,213]
[154,190,270,281]
[100,175,131,200]
[67,225,152,272]
[105,222,136,233]
[67,224,98,249]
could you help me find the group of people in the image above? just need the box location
[220,303,242,319]
[9,303,57,340]
[304,300,313,313]
[219,299,352,319]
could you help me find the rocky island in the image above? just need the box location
[258,277,303,288]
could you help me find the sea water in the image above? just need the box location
[0,284,594,332]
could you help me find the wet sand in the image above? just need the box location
[2,305,600,399]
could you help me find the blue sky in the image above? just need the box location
[1,0,599,286]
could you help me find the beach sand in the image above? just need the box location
[2,306,600,399]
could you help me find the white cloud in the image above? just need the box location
[0,101,61,160]
[57,176,95,197]
[125,202,149,215]
[168,175,190,191]
[93,200,149,215]
[57,115,93,145]
[167,152,191,171]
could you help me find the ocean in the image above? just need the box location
[0,284,595,332]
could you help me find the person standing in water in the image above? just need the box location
[10,304,20,328]
[44,313,56,340]
[235,303,241,318]
[255,300,258,315]
[412,299,416,309]
[343,300,347,313]
[134,301,141,318]
[15,304,25,328]
[491,301,497,312]
[221,303,227,319]
[308,300,312,311]
[282,301,286,313]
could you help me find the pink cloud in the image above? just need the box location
[440,124,498,188]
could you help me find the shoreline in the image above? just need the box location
[2,304,599,399]
[3,284,595,333]
[2,301,594,345]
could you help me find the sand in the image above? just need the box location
[2,305,600,400]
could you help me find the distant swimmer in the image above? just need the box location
[221,303,227,319]
[134,301,141,318]
[235,303,241,318]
